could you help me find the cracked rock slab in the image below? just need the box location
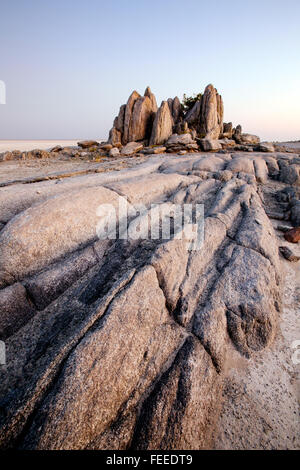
[0,150,292,450]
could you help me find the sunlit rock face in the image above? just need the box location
[0,145,293,450]
[108,83,224,147]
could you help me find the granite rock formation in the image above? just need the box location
[108,84,225,147]
[1,145,298,449]
[109,87,157,146]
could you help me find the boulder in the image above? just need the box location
[114,104,126,132]
[223,122,233,138]
[279,246,300,262]
[99,143,113,151]
[284,227,300,243]
[259,142,275,152]
[198,139,222,151]
[109,147,120,157]
[239,134,260,145]
[128,95,155,142]
[77,140,99,149]
[166,133,194,146]
[149,101,173,146]
[108,127,122,146]
[120,142,143,156]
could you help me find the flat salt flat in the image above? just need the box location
[0,140,82,153]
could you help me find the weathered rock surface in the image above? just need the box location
[142,146,166,155]
[0,187,120,283]
[0,283,35,339]
[120,142,144,156]
[78,140,99,149]
[109,88,157,146]
[109,147,120,157]
[284,227,300,243]
[1,148,298,450]
[149,101,173,146]
[223,122,233,138]
[239,134,260,145]
[198,84,224,139]
[108,127,122,146]
[279,246,300,262]
[290,200,300,226]
[127,95,155,142]
[198,138,222,151]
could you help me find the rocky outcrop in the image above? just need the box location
[198,84,224,139]
[108,127,122,146]
[77,140,99,149]
[0,149,288,450]
[106,84,266,152]
[239,134,260,145]
[165,133,198,153]
[259,142,275,152]
[108,84,225,148]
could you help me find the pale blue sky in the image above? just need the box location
[0,0,299,141]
